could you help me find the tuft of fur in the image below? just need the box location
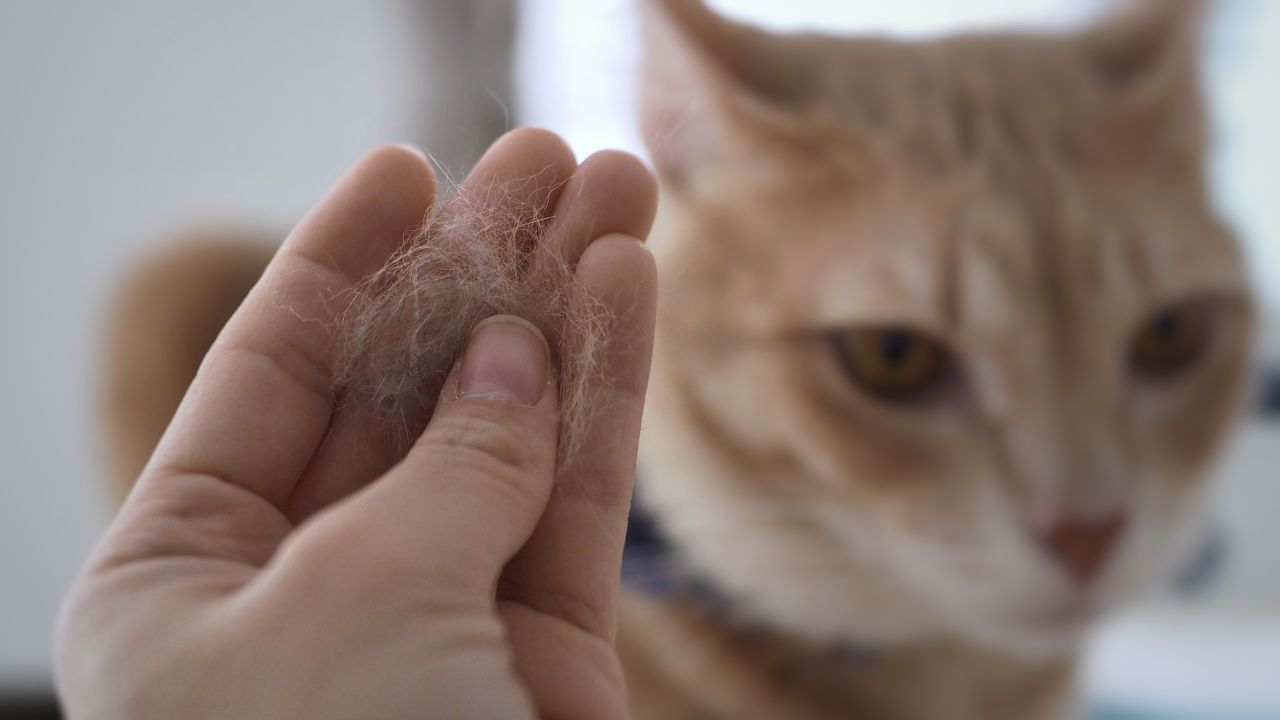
[333,171,610,465]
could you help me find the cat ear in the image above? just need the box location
[1084,0,1206,100]
[638,0,816,190]
[1082,0,1208,154]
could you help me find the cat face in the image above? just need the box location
[637,0,1254,658]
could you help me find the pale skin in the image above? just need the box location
[55,128,659,719]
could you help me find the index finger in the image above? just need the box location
[143,145,437,509]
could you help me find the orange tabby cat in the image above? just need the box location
[103,1,1254,718]
[620,0,1253,717]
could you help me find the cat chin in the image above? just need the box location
[760,589,1092,662]
[939,569,1122,661]
[967,626,1087,663]
[932,600,1095,662]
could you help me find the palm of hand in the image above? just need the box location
[56,130,658,720]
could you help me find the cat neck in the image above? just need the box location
[618,590,1077,720]
[620,499,1078,719]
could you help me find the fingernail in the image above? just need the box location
[458,316,550,406]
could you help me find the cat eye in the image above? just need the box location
[828,327,953,403]
[1129,303,1213,380]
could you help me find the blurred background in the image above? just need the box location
[0,0,1275,717]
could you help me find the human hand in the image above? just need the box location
[56,129,658,719]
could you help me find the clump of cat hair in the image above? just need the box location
[333,171,609,467]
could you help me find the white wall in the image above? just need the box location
[0,0,421,687]
[1214,0,1280,312]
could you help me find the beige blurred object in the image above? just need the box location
[102,234,276,503]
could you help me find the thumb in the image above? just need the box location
[312,315,560,596]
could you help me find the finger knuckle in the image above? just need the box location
[420,408,551,478]
[272,512,444,604]
[271,512,364,585]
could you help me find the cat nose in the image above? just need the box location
[1039,515,1126,585]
